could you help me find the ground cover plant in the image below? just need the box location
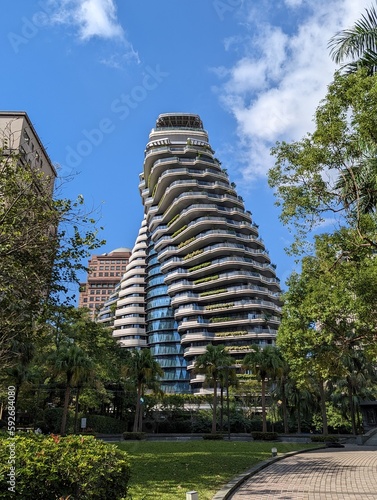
[117,440,318,500]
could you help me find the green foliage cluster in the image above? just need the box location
[172,225,187,238]
[215,330,248,337]
[123,432,146,440]
[0,434,130,499]
[178,237,195,248]
[202,433,224,440]
[86,415,128,434]
[205,302,234,310]
[310,435,339,442]
[199,288,227,297]
[183,249,203,260]
[251,431,279,441]
[167,214,180,227]
[188,261,211,272]
[225,345,251,351]
[193,275,219,285]
[209,316,233,323]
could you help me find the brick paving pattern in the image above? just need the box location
[229,446,377,500]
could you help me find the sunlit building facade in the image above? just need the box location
[137,113,281,393]
[99,113,281,393]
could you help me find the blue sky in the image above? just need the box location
[1,0,370,295]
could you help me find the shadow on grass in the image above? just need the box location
[116,441,317,500]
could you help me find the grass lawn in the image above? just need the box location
[116,440,318,499]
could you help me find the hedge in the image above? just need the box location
[123,432,146,440]
[0,434,130,499]
[251,431,278,441]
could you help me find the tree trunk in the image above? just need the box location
[348,382,357,435]
[296,398,302,434]
[261,379,267,433]
[318,379,328,435]
[212,377,218,434]
[133,383,142,432]
[74,386,81,434]
[60,384,71,435]
[281,383,289,434]
[220,383,224,432]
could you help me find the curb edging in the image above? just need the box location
[212,446,324,500]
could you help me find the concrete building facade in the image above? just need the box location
[0,111,56,192]
[100,113,282,394]
[79,248,131,318]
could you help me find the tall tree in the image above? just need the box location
[0,150,104,370]
[48,342,93,435]
[123,349,163,433]
[329,3,377,74]
[269,70,377,257]
[243,345,283,433]
[194,344,233,434]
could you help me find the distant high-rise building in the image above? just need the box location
[99,113,282,394]
[79,248,131,318]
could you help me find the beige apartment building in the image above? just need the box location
[78,248,131,317]
[0,111,57,191]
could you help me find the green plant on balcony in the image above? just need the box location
[193,275,219,285]
[172,225,187,238]
[204,302,234,310]
[225,345,252,351]
[199,288,227,297]
[209,316,235,323]
[183,249,203,260]
[215,330,248,337]
[167,214,180,227]
[178,237,195,249]
[188,261,211,272]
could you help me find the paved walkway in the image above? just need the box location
[228,444,377,500]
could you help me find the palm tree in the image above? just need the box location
[243,345,283,433]
[123,349,163,433]
[329,3,377,74]
[331,347,377,435]
[195,344,233,434]
[286,380,315,434]
[48,342,93,435]
[335,146,377,218]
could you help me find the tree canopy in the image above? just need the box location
[268,69,377,257]
[0,150,104,367]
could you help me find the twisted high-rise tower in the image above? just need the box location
[135,113,282,393]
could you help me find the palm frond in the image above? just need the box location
[329,4,377,66]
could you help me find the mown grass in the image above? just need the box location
[116,440,318,499]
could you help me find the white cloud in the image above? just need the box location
[48,0,124,41]
[215,0,372,186]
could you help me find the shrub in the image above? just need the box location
[123,432,146,440]
[86,415,128,434]
[41,407,74,434]
[311,435,339,443]
[0,434,130,499]
[251,431,278,441]
[202,433,224,440]
[191,412,212,433]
